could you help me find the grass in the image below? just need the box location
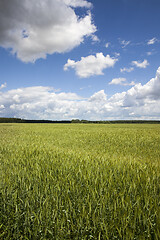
[0,123,160,239]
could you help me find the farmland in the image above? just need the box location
[0,123,160,239]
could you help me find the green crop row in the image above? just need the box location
[0,123,160,239]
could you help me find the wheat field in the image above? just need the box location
[0,123,160,239]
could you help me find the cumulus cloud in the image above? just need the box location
[120,67,134,73]
[109,78,135,86]
[63,0,92,8]
[109,78,126,85]
[147,37,157,45]
[0,67,160,120]
[124,67,160,103]
[64,52,118,78]
[0,83,7,90]
[0,0,96,62]
[132,59,149,68]
[89,90,107,102]
[0,104,5,109]
[0,86,83,119]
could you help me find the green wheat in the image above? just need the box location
[0,123,160,239]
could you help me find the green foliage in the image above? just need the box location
[0,118,71,123]
[1,117,160,124]
[0,124,160,239]
[0,118,23,123]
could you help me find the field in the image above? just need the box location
[0,123,160,239]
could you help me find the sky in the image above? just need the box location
[0,0,160,120]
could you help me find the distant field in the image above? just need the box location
[0,123,160,239]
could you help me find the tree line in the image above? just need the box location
[0,118,160,124]
[0,118,71,123]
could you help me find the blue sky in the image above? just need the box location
[0,0,160,120]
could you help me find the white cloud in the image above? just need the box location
[114,52,120,57]
[91,34,99,42]
[0,67,160,120]
[64,52,118,78]
[105,42,110,48]
[147,37,157,45]
[0,83,7,90]
[63,0,92,8]
[120,40,130,48]
[109,78,126,85]
[147,52,153,56]
[0,105,5,109]
[132,59,149,68]
[120,67,134,73]
[0,0,96,63]
[89,90,107,102]
[109,78,135,86]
